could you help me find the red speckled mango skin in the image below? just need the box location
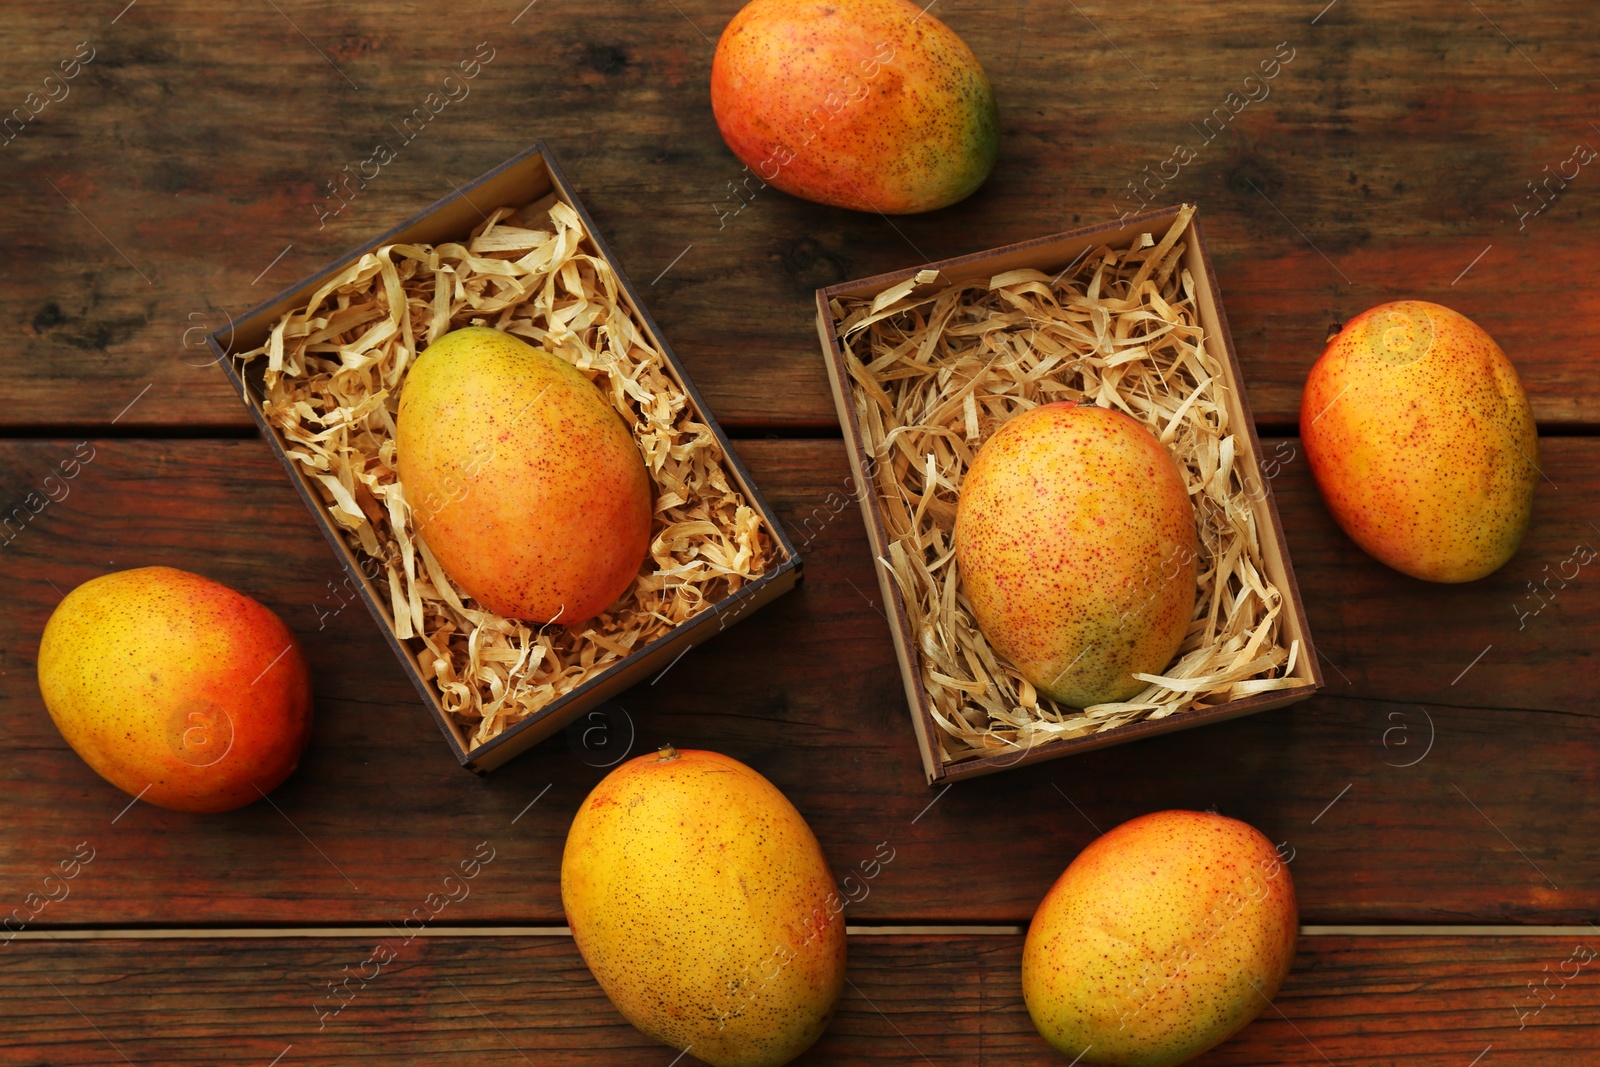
[396,327,653,624]
[954,403,1198,708]
[37,567,312,814]
[710,0,999,214]
[562,748,846,1067]
[1300,300,1537,583]
[1022,811,1298,1067]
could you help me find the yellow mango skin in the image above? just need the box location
[396,326,653,623]
[955,403,1198,707]
[1301,300,1537,583]
[562,747,846,1067]
[1022,811,1297,1067]
[37,567,312,814]
[711,0,999,214]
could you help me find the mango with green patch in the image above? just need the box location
[1023,810,1297,1066]
[1301,300,1537,582]
[396,326,653,624]
[562,745,846,1067]
[955,403,1198,708]
[37,566,312,813]
[711,0,999,214]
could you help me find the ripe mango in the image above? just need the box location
[395,326,653,623]
[37,567,312,813]
[955,403,1198,707]
[562,746,845,1067]
[1301,300,1537,582]
[711,0,999,214]
[1022,810,1297,1067]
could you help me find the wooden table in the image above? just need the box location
[3,1,1596,1062]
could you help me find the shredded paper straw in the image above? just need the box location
[828,206,1302,766]
[236,197,773,748]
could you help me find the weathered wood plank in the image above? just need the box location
[1,2,1596,430]
[0,438,1596,926]
[0,934,1594,1064]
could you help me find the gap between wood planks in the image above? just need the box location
[8,924,1600,940]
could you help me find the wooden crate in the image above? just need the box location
[815,205,1320,783]
[208,142,801,773]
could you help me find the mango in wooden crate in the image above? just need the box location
[395,326,653,624]
[955,402,1198,708]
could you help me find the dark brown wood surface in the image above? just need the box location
[4,933,1596,1065]
[2,439,1595,927]
[3,1,1597,431]
[4,0,1599,1061]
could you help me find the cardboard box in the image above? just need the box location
[210,143,800,773]
[816,205,1320,783]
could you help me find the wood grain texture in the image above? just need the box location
[1,437,1596,926]
[1,933,1595,1064]
[1,2,1596,431]
[6,3,1597,1060]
